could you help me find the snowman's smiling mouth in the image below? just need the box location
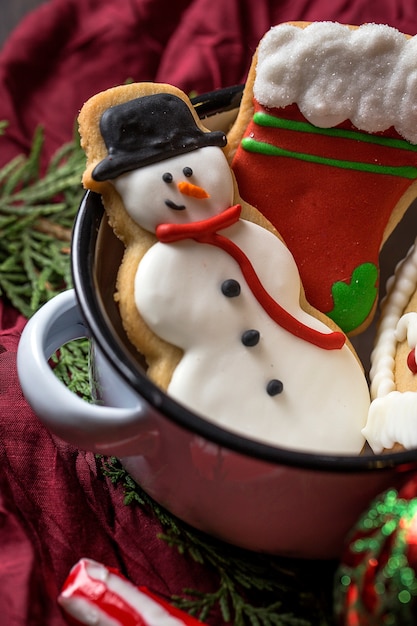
[165,199,186,211]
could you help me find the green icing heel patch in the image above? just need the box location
[327,263,379,334]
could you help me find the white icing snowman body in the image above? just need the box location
[113,146,369,454]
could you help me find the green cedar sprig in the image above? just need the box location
[0,123,85,316]
[0,122,90,396]
[101,456,335,626]
[49,337,92,398]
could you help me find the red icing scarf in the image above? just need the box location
[156,205,345,350]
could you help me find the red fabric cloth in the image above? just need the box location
[2,1,417,624]
[0,307,218,625]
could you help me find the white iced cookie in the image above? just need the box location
[364,240,417,452]
[79,83,370,455]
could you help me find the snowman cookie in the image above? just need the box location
[363,238,417,453]
[227,21,417,336]
[78,82,370,454]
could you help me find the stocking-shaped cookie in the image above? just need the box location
[228,21,417,335]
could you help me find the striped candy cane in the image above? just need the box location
[58,558,204,626]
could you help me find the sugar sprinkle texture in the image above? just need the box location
[254,22,417,142]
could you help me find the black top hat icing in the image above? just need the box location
[92,93,227,181]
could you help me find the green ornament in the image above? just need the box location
[334,484,417,625]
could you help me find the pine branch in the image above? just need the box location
[49,339,92,398]
[0,121,90,397]
[0,123,85,315]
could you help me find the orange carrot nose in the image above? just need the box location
[177,181,209,199]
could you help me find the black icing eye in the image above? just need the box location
[183,167,193,177]
[162,172,173,183]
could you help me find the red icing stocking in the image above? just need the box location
[231,101,417,334]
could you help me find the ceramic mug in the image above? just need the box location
[17,88,417,559]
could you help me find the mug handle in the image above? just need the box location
[17,289,156,456]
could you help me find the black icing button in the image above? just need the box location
[241,329,260,347]
[221,279,241,298]
[266,379,284,396]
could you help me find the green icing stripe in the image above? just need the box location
[241,137,417,179]
[253,111,417,153]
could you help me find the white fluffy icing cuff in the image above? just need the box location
[255,22,417,142]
